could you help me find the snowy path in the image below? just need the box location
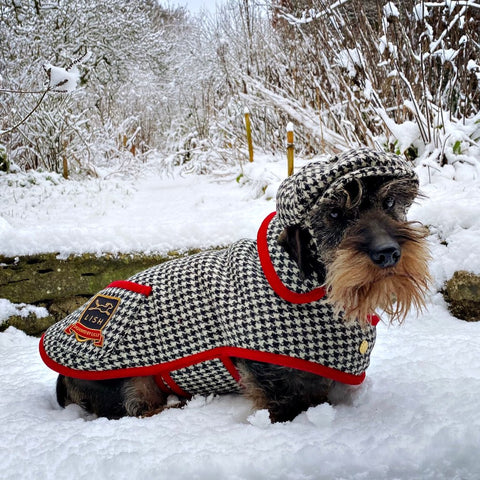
[0,167,276,257]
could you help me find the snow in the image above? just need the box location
[1,152,480,479]
[43,63,79,92]
[378,34,398,58]
[383,2,400,19]
[0,159,282,258]
[336,48,364,79]
[467,59,480,82]
[413,3,429,21]
[0,298,49,324]
[433,47,459,65]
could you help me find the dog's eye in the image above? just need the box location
[384,197,395,210]
[329,208,342,220]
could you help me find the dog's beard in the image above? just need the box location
[325,233,431,325]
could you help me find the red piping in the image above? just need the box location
[257,212,327,304]
[160,373,191,398]
[154,375,173,395]
[107,280,152,297]
[39,336,367,388]
[257,212,380,326]
[220,355,241,382]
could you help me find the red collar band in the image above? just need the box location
[257,212,380,326]
[257,212,327,304]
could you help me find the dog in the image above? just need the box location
[40,148,430,422]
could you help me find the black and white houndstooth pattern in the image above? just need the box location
[41,214,376,396]
[276,147,418,228]
[41,148,416,397]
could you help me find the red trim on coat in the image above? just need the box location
[154,375,173,395]
[220,355,241,382]
[160,372,191,398]
[368,314,381,326]
[107,280,152,297]
[39,335,367,390]
[257,212,327,304]
[257,212,381,327]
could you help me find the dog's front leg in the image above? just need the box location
[235,360,333,422]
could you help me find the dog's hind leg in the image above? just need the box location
[56,375,167,419]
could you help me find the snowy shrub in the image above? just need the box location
[1,0,478,176]
[0,0,188,176]
[268,0,480,167]
[206,0,479,169]
[0,54,89,176]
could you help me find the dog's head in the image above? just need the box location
[276,148,431,324]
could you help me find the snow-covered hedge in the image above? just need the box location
[1,0,479,176]
[268,0,480,167]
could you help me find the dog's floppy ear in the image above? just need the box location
[277,226,315,279]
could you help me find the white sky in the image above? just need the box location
[180,0,218,13]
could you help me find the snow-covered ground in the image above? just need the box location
[0,159,279,258]
[1,153,480,479]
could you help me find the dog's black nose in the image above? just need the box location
[370,243,401,268]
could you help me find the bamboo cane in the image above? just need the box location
[244,107,254,163]
[287,122,294,176]
[62,140,69,179]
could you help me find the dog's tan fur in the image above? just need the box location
[326,217,431,325]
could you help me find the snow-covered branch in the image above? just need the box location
[43,64,79,93]
[0,57,85,138]
[274,0,350,26]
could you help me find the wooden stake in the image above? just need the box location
[316,87,326,153]
[62,140,69,179]
[287,122,294,176]
[244,107,254,163]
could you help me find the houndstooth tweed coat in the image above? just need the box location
[40,148,417,398]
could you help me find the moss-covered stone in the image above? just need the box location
[444,271,480,322]
[0,249,208,335]
[0,252,176,304]
[2,313,56,337]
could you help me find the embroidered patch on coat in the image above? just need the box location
[64,294,120,347]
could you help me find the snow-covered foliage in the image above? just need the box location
[268,0,479,168]
[0,0,188,175]
[0,0,479,177]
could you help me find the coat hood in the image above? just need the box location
[276,148,418,228]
